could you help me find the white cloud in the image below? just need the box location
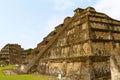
[52,0,75,11]
[51,0,86,11]
[94,0,120,20]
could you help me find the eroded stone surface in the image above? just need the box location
[22,7,120,80]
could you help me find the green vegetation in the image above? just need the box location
[0,65,57,80]
[24,48,33,55]
[0,75,48,80]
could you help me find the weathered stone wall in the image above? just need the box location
[36,7,111,80]
[25,7,120,80]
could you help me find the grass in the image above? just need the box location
[0,65,57,80]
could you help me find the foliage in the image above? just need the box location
[24,48,33,55]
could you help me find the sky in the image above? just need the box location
[0,0,120,49]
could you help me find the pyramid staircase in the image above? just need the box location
[22,7,95,73]
[22,15,77,73]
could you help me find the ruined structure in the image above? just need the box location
[0,44,25,65]
[22,7,120,80]
[21,50,28,63]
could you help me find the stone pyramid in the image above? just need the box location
[22,7,120,80]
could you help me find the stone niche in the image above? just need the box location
[92,42,112,56]
[91,61,111,80]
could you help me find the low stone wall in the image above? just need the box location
[2,69,17,76]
